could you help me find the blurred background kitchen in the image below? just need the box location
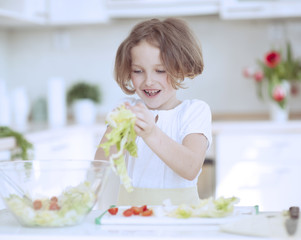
[0,0,301,211]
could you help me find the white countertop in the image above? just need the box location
[1,121,301,154]
[212,120,301,134]
[0,209,291,240]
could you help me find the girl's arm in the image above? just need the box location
[145,128,207,181]
[127,102,208,181]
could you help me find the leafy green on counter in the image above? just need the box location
[100,105,137,192]
[168,196,240,218]
[0,126,33,160]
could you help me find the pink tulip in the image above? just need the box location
[272,85,286,102]
[243,66,255,78]
[253,71,264,82]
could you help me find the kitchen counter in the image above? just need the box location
[212,120,301,134]
[0,209,290,240]
[1,120,301,152]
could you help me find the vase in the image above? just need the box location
[268,101,289,122]
[73,99,97,125]
[268,80,291,122]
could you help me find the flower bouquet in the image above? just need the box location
[244,42,301,109]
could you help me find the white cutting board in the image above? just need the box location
[220,212,301,239]
[98,206,255,225]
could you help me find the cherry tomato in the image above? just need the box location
[123,208,133,217]
[49,202,60,210]
[108,207,118,215]
[50,196,58,202]
[33,200,42,210]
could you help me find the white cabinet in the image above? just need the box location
[1,0,301,27]
[48,0,108,25]
[26,125,106,160]
[0,0,47,26]
[214,122,301,212]
[106,0,219,18]
[220,0,301,19]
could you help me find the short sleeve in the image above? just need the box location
[179,100,212,149]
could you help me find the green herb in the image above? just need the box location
[0,126,33,160]
[67,81,101,106]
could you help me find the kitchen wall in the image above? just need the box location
[0,30,7,80]
[2,15,301,117]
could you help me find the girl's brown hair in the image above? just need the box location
[114,18,204,95]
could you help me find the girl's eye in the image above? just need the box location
[156,70,166,73]
[132,70,142,74]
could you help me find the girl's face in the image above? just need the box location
[130,40,179,110]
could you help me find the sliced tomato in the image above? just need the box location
[108,207,118,215]
[140,205,148,212]
[33,200,42,210]
[50,196,58,202]
[131,206,142,215]
[123,208,133,217]
[140,209,153,216]
[49,202,60,210]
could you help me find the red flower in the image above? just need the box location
[272,85,286,102]
[253,71,264,82]
[265,51,281,68]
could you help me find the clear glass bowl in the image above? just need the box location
[0,159,110,227]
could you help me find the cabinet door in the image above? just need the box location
[215,133,301,211]
[27,125,107,160]
[220,0,301,19]
[49,0,108,25]
[106,0,219,18]
[0,0,47,25]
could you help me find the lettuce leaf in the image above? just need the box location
[168,196,240,218]
[100,105,137,192]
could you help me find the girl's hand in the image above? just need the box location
[125,102,157,139]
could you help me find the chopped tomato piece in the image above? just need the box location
[108,207,118,215]
[131,206,142,215]
[50,196,58,202]
[33,200,42,210]
[140,209,153,216]
[123,208,133,217]
[140,205,148,212]
[49,202,60,210]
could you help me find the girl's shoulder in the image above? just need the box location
[178,99,211,122]
[179,99,211,112]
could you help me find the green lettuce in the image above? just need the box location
[100,105,137,192]
[169,196,240,218]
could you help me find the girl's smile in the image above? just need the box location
[143,89,160,96]
[130,40,180,110]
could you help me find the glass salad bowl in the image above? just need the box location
[0,159,110,227]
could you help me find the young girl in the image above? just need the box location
[95,18,212,206]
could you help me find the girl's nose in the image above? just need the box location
[145,73,154,86]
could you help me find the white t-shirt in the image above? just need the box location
[126,99,212,189]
